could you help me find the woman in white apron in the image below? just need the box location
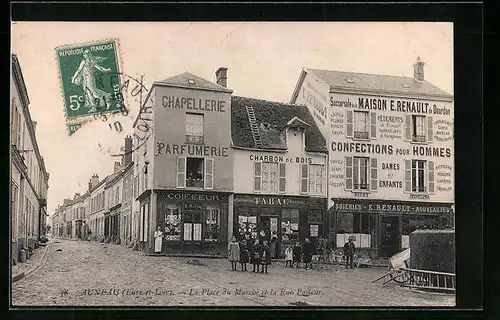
[154,226,163,254]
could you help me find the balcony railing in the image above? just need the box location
[412,135,426,143]
[354,131,369,139]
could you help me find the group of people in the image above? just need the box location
[228,236,272,273]
[229,235,357,271]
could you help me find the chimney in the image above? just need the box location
[88,180,92,191]
[90,174,99,189]
[114,161,122,173]
[123,135,133,166]
[413,57,425,81]
[73,193,81,200]
[215,67,228,88]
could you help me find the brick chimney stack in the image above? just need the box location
[216,67,228,88]
[90,174,99,190]
[413,57,425,81]
[88,180,92,192]
[114,161,122,173]
[73,193,81,200]
[123,135,133,166]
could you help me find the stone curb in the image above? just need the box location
[12,242,51,283]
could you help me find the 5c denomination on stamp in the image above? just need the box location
[55,39,124,135]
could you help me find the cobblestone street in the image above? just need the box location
[12,240,455,307]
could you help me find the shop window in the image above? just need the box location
[308,209,323,223]
[308,164,325,194]
[164,204,181,240]
[204,204,220,242]
[281,208,299,242]
[183,207,202,241]
[185,113,204,144]
[238,207,258,240]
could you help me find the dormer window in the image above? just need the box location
[187,79,196,85]
[401,84,410,88]
[345,79,354,84]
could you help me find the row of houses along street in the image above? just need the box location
[11,54,50,266]
[51,58,455,261]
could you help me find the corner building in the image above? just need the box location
[290,58,454,258]
[231,96,328,257]
[133,68,233,255]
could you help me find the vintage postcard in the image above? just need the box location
[11,21,456,307]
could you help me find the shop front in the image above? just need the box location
[233,194,328,258]
[332,198,454,259]
[156,190,230,255]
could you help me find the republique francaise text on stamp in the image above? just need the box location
[55,39,124,135]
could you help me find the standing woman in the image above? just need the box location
[251,239,263,273]
[261,240,272,273]
[239,239,249,271]
[153,226,163,254]
[228,236,240,271]
[270,231,278,258]
[302,237,314,270]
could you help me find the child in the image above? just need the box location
[261,240,271,273]
[239,239,249,271]
[251,239,263,273]
[293,241,302,268]
[228,236,240,271]
[285,245,293,267]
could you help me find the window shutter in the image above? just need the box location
[204,158,214,189]
[404,160,411,193]
[345,156,353,190]
[370,158,378,191]
[405,115,412,141]
[370,112,377,139]
[139,205,144,241]
[176,157,186,188]
[279,163,286,192]
[143,203,149,243]
[346,110,353,138]
[254,162,262,191]
[300,164,308,193]
[428,161,435,194]
[427,116,434,142]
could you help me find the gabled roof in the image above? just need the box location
[291,68,453,102]
[154,72,233,93]
[231,96,327,153]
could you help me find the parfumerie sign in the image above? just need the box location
[332,199,452,214]
[156,142,229,157]
[162,96,226,112]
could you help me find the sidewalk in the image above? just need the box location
[12,242,50,283]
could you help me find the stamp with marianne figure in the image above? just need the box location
[55,39,125,135]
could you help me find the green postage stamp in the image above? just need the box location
[55,39,124,135]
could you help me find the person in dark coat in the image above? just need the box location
[251,239,263,273]
[302,237,314,270]
[261,240,271,273]
[292,241,302,268]
[239,239,250,271]
[343,237,356,269]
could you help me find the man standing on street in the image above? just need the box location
[343,237,356,269]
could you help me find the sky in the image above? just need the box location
[11,22,453,217]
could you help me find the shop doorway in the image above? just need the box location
[380,216,400,258]
[259,215,280,258]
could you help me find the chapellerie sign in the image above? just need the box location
[331,199,452,214]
